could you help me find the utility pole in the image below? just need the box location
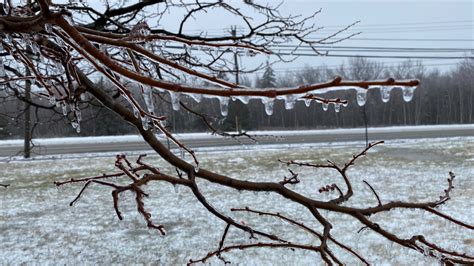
[231,26,239,84]
[231,26,241,133]
[363,105,369,147]
[23,70,32,158]
[23,0,32,158]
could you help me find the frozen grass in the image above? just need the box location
[1,137,473,265]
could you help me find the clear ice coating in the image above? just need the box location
[44,23,53,34]
[284,95,296,110]
[49,96,56,105]
[75,109,82,122]
[0,59,5,77]
[237,96,250,104]
[187,93,202,103]
[141,115,150,130]
[402,86,416,102]
[61,103,67,116]
[356,89,367,106]
[133,106,140,118]
[334,102,341,113]
[218,96,229,116]
[262,98,275,116]
[380,86,392,103]
[169,91,181,111]
[142,86,155,115]
[322,102,329,111]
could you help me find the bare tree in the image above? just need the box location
[1,1,472,264]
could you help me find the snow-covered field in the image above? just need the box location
[1,137,473,264]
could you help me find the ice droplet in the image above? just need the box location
[284,95,296,110]
[262,98,275,116]
[71,121,79,129]
[218,96,229,116]
[75,124,81,133]
[356,89,367,106]
[322,102,329,111]
[194,164,200,173]
[133,106,140,118]
[334,102,341,113]
[169,91,181,111]
[380,86,392,103]
[304,98,312,107]
[402,86,416,102]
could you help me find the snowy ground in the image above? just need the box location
[0,137,473,264]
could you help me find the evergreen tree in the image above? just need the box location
[257,62,277,88]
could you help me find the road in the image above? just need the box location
[0,125,473,157]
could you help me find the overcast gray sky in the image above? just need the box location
[170,0,472,74]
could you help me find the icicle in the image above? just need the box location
[380,86,392,103]
[304,98,312,107]
[61,103,68,116]
[49,95,56,105]
[334,102,341,113]
[194,164,200,173]
[0,59,6,77]
[44,23,53,34]
[76,123,81,134]
[218,96,229,116]
[262,98,275,116]
[188,93,202,103]
[322,102,329,111]
[141,115,149,130]
[75,109,82,122]
[8,80,15,88]
[284,95,296,110]
[402,86,416,102]
[64,15,74,25]
[356,89,368,106]
[237,96,250,104]
[31,41,40,55]
[5,34,12,43]
[173,184,179,193]
[143,86,155,115]
[169,91,181,111]
[160,119,168,127]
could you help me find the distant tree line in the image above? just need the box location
[0,57,472,139]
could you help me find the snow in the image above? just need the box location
[0,124,472,147]
[0,136,473,264]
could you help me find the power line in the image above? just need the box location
[268,45,473,51]
[335,38,474,42]
[274,53,474,60]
